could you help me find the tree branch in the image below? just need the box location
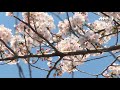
[0,45,120,61]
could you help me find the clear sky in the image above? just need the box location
[0,12,118,78]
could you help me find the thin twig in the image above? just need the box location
[46,56,63,78]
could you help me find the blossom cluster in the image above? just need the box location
[0,25,12,43]
[16,12,55,46]
[58,12,88,36]
[56,35,90,73]
[103,65,120,78]
[103,12,120,20]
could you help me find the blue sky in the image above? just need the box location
[0,12,118,78]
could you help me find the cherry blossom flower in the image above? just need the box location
[6,12,13,16]
[103,65,120,78]
[0,25,13,43]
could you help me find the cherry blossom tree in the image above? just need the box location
[1,12,120,78]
